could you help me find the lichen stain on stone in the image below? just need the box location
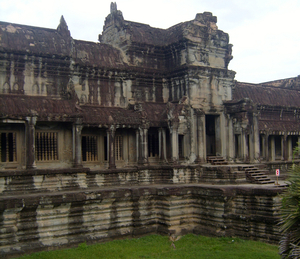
[6,25,17,33]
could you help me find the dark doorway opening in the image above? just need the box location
[148,128,159,158]
[206,115,216,156]
[235,134,240,159]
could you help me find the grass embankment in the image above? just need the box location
[18,234,280,259]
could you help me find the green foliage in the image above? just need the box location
[279,144,300,258]
[17,234,279,259]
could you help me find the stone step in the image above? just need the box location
[213,161,228,165]
[246,171,261,174]
[207,156,228,165]
[246,169,269,174]
[239,166,256,171]
[252,173,267,177]
[257,180,275,184]
[255,176,269,181]
[241,164,274,185]
[245,168,259,171]
[274,183,288,188]
[207,156,224,159]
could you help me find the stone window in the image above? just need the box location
[0,132,17,162]
[82,135,98,162]
[35,132,58,161]
[115,135,123,160]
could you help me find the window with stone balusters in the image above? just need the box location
[0,132,17,162]
[82,135,98,162]
[35,132,58,161]
[115,135,123,160]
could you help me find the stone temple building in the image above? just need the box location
[0,2,299,257]
[0,3,299,170]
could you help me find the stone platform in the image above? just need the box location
[0,165,287,258]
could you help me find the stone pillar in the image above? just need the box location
[287,136,293,161]
[162,128,167,162]
[241,129,247,162]
[136,129,139,163]
[220,113,227,157]
[249,132,254,162]
[138,126,148,165]
[197,114,206,163]
[159,128,167,161]
[248,113,260,163]
[108,125,116,169]
[170,120,179,163]
[25,116,37,169]
[253,114,260,162]
[270,136,275,161]
[72,120,83,168]
[190,110,197,162]
[227,115,234,162]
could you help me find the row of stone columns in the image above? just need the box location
[191,111,230,163]
[25,116,84,170]
[232,113,260,163]
[261,135,300,161]
[24,116,172,170]
[28,112,276,169]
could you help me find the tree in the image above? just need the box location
[280,146,300,258]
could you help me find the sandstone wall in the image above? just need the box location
[0,167,282,258]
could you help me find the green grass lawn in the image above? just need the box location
[18,234,280,259]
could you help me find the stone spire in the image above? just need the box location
[110,2,118,14]
[57,15,71,38]
[99,2,124,42]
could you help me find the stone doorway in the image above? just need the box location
[206,115,216,156]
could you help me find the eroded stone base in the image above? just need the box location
[1,185,282,257]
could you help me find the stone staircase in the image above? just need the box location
[207,156,228,165]
[239,165,275,184]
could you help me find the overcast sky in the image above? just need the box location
[0,0,299,83]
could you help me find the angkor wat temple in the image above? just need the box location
[0,2,299,257]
